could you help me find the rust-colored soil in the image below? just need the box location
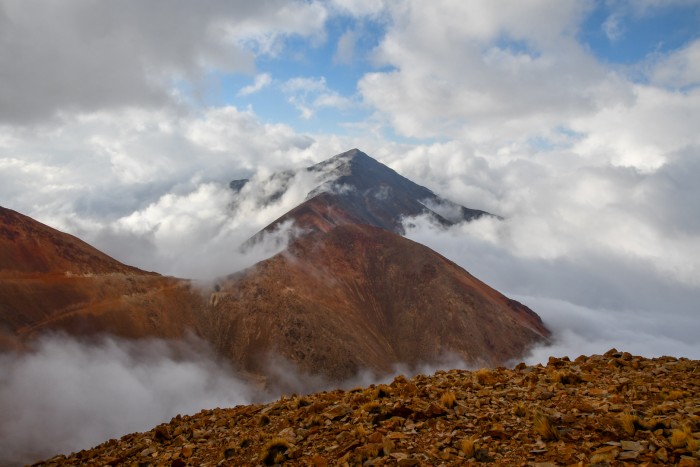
[0,207,142,275]
[207,224,549,382]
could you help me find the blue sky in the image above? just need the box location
[581,1,699,64]
[214,15,387,135]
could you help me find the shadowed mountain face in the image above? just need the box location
[0,207,206,350]
[244,149,491,240]
[207,224,549,381]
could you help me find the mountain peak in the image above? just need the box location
[331,147,367,161]
[245,149,491,239]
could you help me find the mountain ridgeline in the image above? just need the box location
[237,149,491,240]
[0,149,549,383]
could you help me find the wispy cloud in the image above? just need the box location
[333,28,358,64]
[237,73,273,96]
[602,13,625,41]
[282,76,354,119]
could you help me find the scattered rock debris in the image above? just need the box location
[33,350,700,466]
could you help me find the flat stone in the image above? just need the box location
[619,450,640,460]
[621,440,643,452]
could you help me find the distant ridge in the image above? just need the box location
[0,206,143,275]
[0,206,206,349]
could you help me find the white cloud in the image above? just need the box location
[98,154,362,279]
[0,335,255,466]
[402,213,700,362]
[223,1,328,56]
[357,0,625,142]
[0,0,328,124]
[570,85,700,170]
[602,13,625,41]
[328,0,388,18]
[0,331,479,466]
[282,76,355,119]
[651,39,700,89]
[237,73,272,96]
[283,77,330,94]
[334,28,358,64]
[523,297,700,364]
[0,105,315,219]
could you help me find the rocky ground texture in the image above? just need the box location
[34,350,700,466]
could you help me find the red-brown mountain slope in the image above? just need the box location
[206,223,549,382]
[0,206,142,275]
[0,206,206,350]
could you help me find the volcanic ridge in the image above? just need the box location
[0,149,549,381]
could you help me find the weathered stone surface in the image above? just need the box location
[31,352,700,466]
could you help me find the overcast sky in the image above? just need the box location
[1,0,700,364]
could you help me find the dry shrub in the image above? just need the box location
[350,443,383,463]
[533,411,560,441]
[354,425,369,439]
[303,414,324,428]
[391,375,408,386]
[689,437,700,452]
[459,437,477,458]
[258,414,271,426]
[361,401,381,413]
[260,438,290,465]
[475,368,496,386]
[292,397,310,409]
[640,416,667,431]
[375,384,392,398]
[666,390,685,401]
[670,425,693,449]
[552,370,582,385]
[382,437,395,455]
[440,391,457,408]
[513,403,528,418]
[365,384,392,400]
[619,410,637,436]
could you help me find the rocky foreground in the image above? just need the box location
[35,350,700,466]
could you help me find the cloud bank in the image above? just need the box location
[0,334,473,466]
[0,335,253,466]
[402,213,700,363]
[0,0,327,124]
